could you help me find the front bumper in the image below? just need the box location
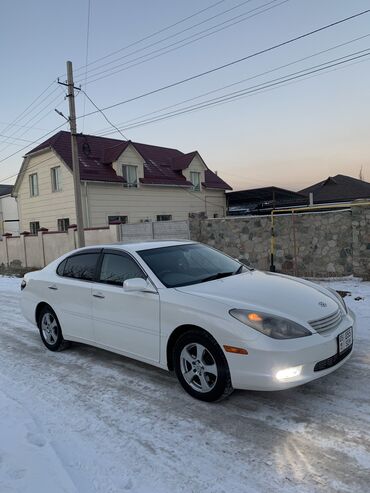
[226,310,356,391]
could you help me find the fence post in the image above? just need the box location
[20,231,31,268]
[2,233,11,267]
[109,222,121,243]
[67,225,77,250]
[37,228,48,267]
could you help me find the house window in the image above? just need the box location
[51,166,62,192]
[29,173,39,197]
[190,171,201,191]
[122,165,138,187]
[108,215,128,224]
[29,221,40,234]
[57,218,70,232]
[157,214,172,221]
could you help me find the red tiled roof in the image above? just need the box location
[26,131,231,189]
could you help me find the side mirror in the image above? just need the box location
[123,278,156,293]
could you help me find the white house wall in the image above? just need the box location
[16,150,76,232]
[16,147,227,231]
[85,182,226,226]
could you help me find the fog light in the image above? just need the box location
[275,365,302,381]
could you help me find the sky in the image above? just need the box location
[0,0,369,191]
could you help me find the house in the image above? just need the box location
[227,186,306,215]
[0,184,19,235]
[299,174,370,205]
[12,131,231,233]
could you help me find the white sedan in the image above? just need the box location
[21,241,355,402]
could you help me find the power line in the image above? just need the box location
[78,0,260,82]
[82,0,287,86]
[0,88,64,155]
[0,121,68,165]
[81,89,129,140]
[71,0,226,76]
[0,81,57,137]
[98,49,370,133]
[80,8,370,120]
[96,33,370,135]
[82,0,92,132]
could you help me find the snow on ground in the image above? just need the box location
[0,276,369,493]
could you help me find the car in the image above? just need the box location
[20,240,355,402]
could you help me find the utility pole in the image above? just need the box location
[65,61,85,248]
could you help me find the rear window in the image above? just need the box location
[62,253,100,281]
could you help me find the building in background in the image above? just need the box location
[227,186,306,215]
[12,131,231,233]
[299,174,370,205]
[0,185,19,235]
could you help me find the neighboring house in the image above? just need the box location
[0,184,19,235]
[13,131,231,233]
[227,186,306,215]
[299,174,370,204]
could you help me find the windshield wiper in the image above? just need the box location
[200,272,234,283]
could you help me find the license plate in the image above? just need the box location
[338,327,353,354]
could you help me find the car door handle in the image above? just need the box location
[48,285,58,290]
[92,292,105,299]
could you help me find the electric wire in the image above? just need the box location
[95,33,370,135]
[78,0,266,81]
[81,0,288,85]
[79,8,370,120]
[103,49,370,133]
[70,0,227,76]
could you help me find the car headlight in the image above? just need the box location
[229,309,312,339]
[327,288,348,314]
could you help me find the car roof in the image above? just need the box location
[74,239,195,254]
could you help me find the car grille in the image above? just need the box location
[314,345,353,372]
[309,308,343,334]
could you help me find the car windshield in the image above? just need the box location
[138,243,247,288]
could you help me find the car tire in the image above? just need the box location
[37,305,70,352]
[173,329,233,402]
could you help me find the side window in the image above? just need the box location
[56,259,67,276]
[63,253,100,281]
[99,253,145,286]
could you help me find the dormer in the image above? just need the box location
[178,152,207,191]
[112,143,145,187]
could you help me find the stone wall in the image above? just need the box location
[190,206,370,279]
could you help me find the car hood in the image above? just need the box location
[176,270,340,323]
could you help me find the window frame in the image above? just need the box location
[29,173,39,197]
[156,214,172,222]
[57,218,70,232]
[122,164,138,188]
[108,215,128,225]
[97,249,148,287]
[51,166,62,192]
[190,171,201,191]
[29,221,40,235]
[56,249,102,283]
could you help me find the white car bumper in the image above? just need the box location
[225,310,356,391]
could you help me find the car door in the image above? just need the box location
[91,249,160,363]
[52,249,101,342]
